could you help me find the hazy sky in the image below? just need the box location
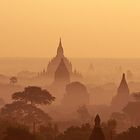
[0,0,140,58]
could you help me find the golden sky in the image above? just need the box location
[0,0,140,58]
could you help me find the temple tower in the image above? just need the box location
[111,73,130,111]
[117,73,129,96]
[54,58,70,86]
[89,114,105,140]
[46,39,72,83]
[95,114,101,127]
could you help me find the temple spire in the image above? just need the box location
[118,73,129,95]
[57,38,64,57]
[122,73,126,82]
[89,114,105,140]
[59,38,62,47]
[95,114,101,127]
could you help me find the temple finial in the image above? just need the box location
[122,73,125,79]
[59,37,62,47]
[121,73,127,84]
[57,38,64,56]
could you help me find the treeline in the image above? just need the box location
[0,121,140,140]
[0,86,140,140]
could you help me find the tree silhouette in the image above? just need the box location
[12,86,55,106]
[114,126,140,140]
[56,123,91,140]
[3,126,36,140]
[1,86,55,132]
[9,77,18,85]
[107,119,117,140]
[39,124,59,140]
[1,101,52,132]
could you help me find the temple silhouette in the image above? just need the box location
[61,81,89,107]
[42,39,83,103]
[111,73,130,111]
[53,58,70,87]
[89,114,105,140]
[38,39,82,83]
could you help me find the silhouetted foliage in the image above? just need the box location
[3,126,36,140]
[12,86,55,106]
[0,120,17,140]
[114,126,140,140]
[102,119,117,140]
[0,86,55,132]
[9,77,17,85]
[89,127,105,140]
[1,101,51,124]
[107,119,117,132]
[56,123,91,140]
[39,124,59,140]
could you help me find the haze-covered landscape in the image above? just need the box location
[0,45,140,140]
[1,0,140,140]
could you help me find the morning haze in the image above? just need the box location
[0,0,140,58]
[0,1,140,140]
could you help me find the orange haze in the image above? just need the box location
[0,0,140,58]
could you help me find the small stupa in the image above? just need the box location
[89,114,105,140]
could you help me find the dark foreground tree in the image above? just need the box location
[1,101,52,132]
[56,123,91,140]
[102,119,117,140]
[39,124,59,140]
[3,126,36,140]
[114,126,140,140]
[1,86,55,132]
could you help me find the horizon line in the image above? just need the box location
[0,56,140,59]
